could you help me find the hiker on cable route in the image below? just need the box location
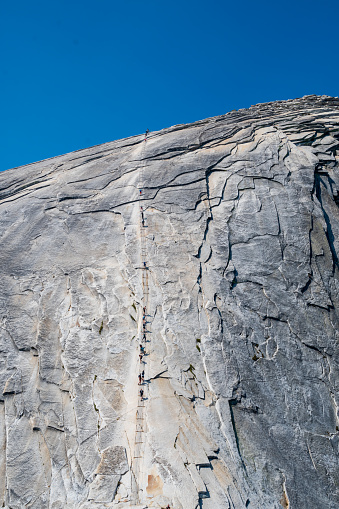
[141,370,145,381]
[140,389,144,399]
[138,374,142,385]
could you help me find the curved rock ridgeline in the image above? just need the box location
[0,95,339,508]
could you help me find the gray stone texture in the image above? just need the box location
[0,94,339,508]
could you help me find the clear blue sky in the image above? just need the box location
[1,0,338,171]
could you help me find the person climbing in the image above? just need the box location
[139,189,142,195]
[140,389,144,399]
[143,333,146,342]
[145,128,150,136]
[139,353,143,362]
[138,374,142,385]
[141,370,145,381]
[143,261,147,268]
[143,306,146,313]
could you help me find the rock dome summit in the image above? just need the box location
[0,95,339,509]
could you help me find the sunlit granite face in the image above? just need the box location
[0,95,339,509]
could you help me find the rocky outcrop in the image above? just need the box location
[0,95,339,508]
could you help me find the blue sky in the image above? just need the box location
[1,0,338,171]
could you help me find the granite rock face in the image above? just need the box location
[1,95,339,508]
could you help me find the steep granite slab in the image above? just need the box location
[0,95,339,508]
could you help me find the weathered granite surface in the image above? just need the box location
[1,95,339,508]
